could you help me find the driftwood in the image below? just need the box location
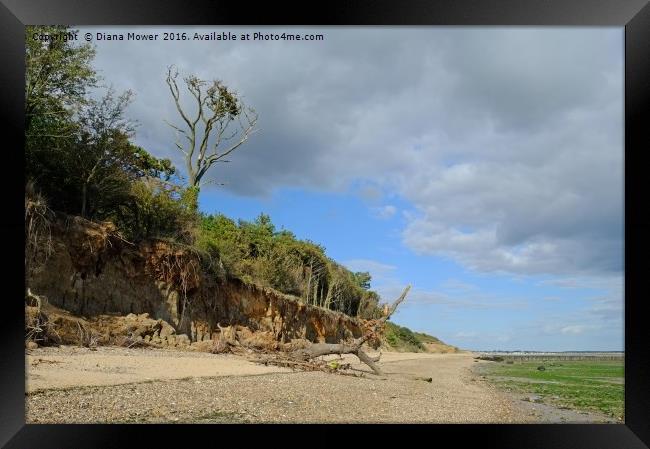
[288,285,411,375]
[211,286,411,376]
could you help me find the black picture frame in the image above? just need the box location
[1,1,648,447]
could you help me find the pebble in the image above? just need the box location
[24,351,526,424]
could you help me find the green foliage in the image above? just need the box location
[130,146,176,180]
[27,87,178,223]
[482,360,624,420]
[357,290,383,319]
[352,271,372,290]
[25,26,193,245]
[26,26,100,215]
[184,186,200,213]
[384,322,426,352]
[25,26,97,136]
[413,331,442,344]
[196,212,384,316]
[112,179,197,243]
[73,90,137,218]
[23,25,385,319]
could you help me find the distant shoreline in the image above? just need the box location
[475,351,623,354]
[473,351,623,362]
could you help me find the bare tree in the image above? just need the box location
[213,286,412,377]
[289,285,412,375]
[165,66,258,208]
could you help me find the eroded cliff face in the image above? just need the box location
[27,216,363,344]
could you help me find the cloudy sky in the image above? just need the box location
[77,26,624,351]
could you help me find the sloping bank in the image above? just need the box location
[27,215,363,346]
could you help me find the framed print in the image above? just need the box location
[2,0,649,447]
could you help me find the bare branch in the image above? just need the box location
[165,66,196,147]
[174,142,188,156]
[380,285,411,323]
[288,286,412,375]
[164,67,259,195]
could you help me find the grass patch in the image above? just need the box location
[481,360,624,420]
[384,322,425,352]
[413,332,442,344]
[383,322,457,353]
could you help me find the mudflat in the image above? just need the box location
[25,348,608,423]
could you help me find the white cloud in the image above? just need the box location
[539,275,624,323]
[83,27,623,278]
[341,259,396,275]
[371,205,397,219]
[538,276,623,291]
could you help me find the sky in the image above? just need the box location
[76,26,624,351]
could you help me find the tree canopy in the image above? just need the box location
[25,25,97,137]
[25,26,182,231]
[197,212,381,317]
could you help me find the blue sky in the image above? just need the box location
[79,26,624,351]
[198,184,623,352]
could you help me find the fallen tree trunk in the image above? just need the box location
[289,285,411,375]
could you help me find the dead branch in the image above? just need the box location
[25,183,54,280]
[250,353,364,378]
[26,288,45,309]
[76,321,98,349]
[288,285,411,375]
[207,287,411,376]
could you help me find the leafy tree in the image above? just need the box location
[25,25,97,137]
[113,178,196,242]
[25,26,99,207]
[27,81,178,224]
[195,212,382,316]
[129,145,176,180]
[74,89,136,217]
[239,213,275,258]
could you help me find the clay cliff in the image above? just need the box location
[27,215,364,345]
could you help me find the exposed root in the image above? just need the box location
[26,288,45,309]
[76,321,99,349]
[207,322,379,377]
[246,352,365,378]
[201,287,411,377]
[25,182,54,278]
[286,286,411,375]
[25,300,61,346]
[115,332,154,349]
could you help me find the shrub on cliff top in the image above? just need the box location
[112,178,198,243]
[196,212,384,317]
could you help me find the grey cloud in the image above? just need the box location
[442,29,621,133]
[79,26,623,277]
[537,275,623,291]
